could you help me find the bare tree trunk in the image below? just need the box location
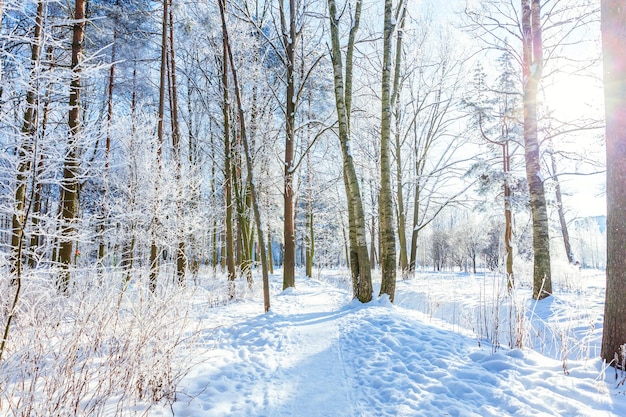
[58,0,87,293]
[149,0,170,292]
[219,0,271,312]
[28,46,54,268]
[11,0,45,276]
[503,141,514,287]
[305,93,314,278]
[379,0,398,301]
[267,227,274,275]
[548,149,575,264]
[219,1,237,298]
[120,63,139,282]
[327,0,372,302]
[409,172,421,272]
[281,0,298,290]
[392,3,408,278]
[370,212,377,267]
[522,0,551,300]
[167,1,186,285]
[601,0,626,367]
[98,17,118,268]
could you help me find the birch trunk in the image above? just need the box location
[521,0,551,300]
[327,0,372,302]
[379,0,397,301]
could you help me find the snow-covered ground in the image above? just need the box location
[2,267,626,416]
[146,268,626,417]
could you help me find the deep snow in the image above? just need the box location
[147,269,626,417]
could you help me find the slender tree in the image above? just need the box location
[547,147,575,264]
[379,0,398,301]
[281,0,298,290]
[468,56,518,289]
[11,0,45,277]
[392,3,408,277]
[219,0,271,312]
[58,0,87,292]
[220,0,237,298]
[149,0,169,292]
[167,0,187,285]
[601,0,626,367]
[327,0,372,302]
[98,0,119,268]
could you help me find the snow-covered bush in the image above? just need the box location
[0,267,210,416]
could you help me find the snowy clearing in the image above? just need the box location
[139,269,626,417]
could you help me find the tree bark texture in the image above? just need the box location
[220,0,237,298]
[379,0,397,301]
[521,0,552,300]
[327,0,372,302]
[57,0,86,292]
[149,0,170,292]
[601,0,626,367]
[219,0,271,312]
[11,0,45,277]
[166,1,187,285]
[282,0,297,290]
[393,4,408,276]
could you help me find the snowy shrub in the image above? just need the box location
[0,267,210,416]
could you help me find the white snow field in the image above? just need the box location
[146,269,626,417]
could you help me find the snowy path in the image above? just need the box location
[150,275,626,417]
[263,285,354,416]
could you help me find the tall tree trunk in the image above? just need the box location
[392,3,408,277]
[379,0,397,301]
[327,0,372,302]
[521,0,551,300]
[121,63,139,282]
[167,1,186,285]
[187,70,201,276]
[28,46,54,268]
[149,0,169,292]
[11,0,45,276]
[58,0,86,292]
[219,0,270,312]
[98,19,118,268]
[220,0,237,298]
[282,0,297,290]
[601,0,626,367]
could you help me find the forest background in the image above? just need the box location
[1,0,622,413]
